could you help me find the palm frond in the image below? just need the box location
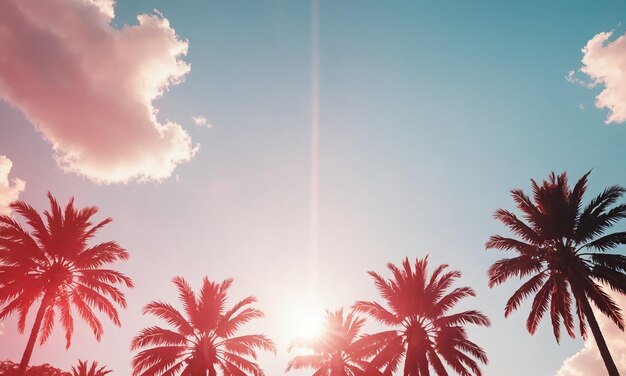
[526,277,553,335]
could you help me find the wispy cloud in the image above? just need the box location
[0,156,26,215]
[192,115,212,128]
[554,290,626,375]
[573,31,626,124]
[565,70,589,87]
[0,0,198,183]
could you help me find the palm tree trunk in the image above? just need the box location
[417,351,430,376]
[17,291,53,376]
[404,346,418,376]
[330,367,346,376]
[580,296,620,376]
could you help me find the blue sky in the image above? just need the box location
[1,0,626,375]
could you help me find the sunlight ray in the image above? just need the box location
[309,0,320,295]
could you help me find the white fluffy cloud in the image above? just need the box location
[577,31,626,124]
[0,156,26,215]
[0,0,198,183]
[554,291,626,376]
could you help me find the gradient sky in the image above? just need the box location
[1,0,626,375]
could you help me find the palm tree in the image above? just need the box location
[0,193,134,376]
[486,171,626,376]
[354,256,490,376]
[131,276,276,375]
[286,308,377,375]
[71,360,112,376]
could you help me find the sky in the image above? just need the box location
[1,0,626,375]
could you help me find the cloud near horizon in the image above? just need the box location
[0,0,198,184]
[0,156,26,215]
[577,31,626,124]
[554,290,626,375]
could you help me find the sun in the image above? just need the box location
[294,312,322,340]
[283,297,323,342]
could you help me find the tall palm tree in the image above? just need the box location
[131,276,276,375]
[354,256,490,376]
[486,171,626,376]
[0,193,134,376]
[286,308,377,375]
[71,360,112,376]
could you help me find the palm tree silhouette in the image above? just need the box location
[131,276,276,375]
[354,256,490,376]
[286,308,377,375]
[71,360,112,376]
[0,193,134,376]
[487,171,626,376]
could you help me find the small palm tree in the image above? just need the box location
[0,193,134,376]
[354,256,490,376]
[487,171,626,376]
[286,308,375,375]
[71,360,112,376]
[131,276,276,375]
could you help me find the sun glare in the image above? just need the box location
[294,313,322,340]
[283,297,323,342]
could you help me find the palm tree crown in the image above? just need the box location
[131,276,276,376]
[487,171,626,375]
[286,308,372,375]
[354,256,490,376]
[71,360,112,376]
[0,193,133,374]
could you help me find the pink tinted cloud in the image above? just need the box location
[554,290,626,376]
[0,0,198,183]
[0,156,26,215]
[578,31,626,124]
